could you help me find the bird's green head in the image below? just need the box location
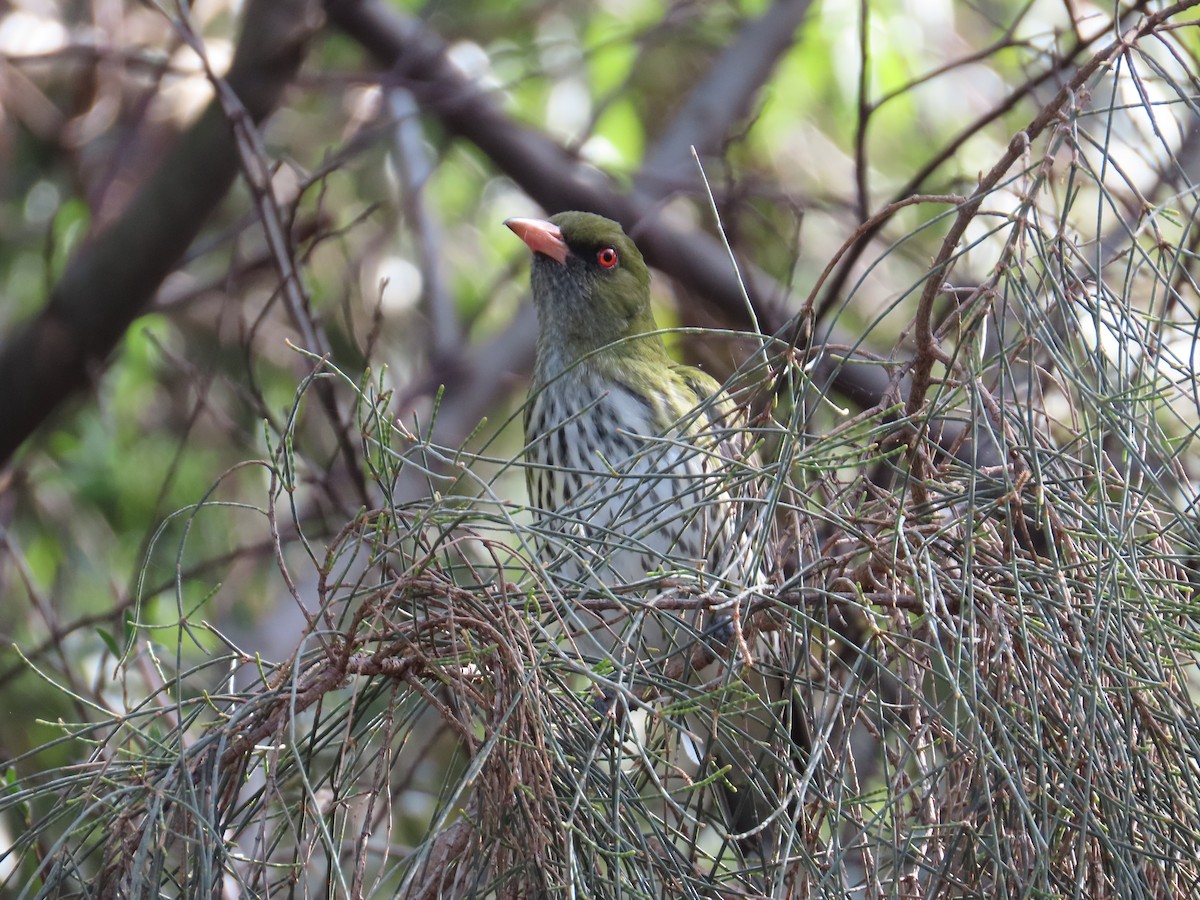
[506,211,665,376]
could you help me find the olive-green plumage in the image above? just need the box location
[510,211,746,593]
[509,212,795,854]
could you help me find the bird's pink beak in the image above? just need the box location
[505,217,568,265]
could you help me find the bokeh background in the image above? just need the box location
[1,0,1199,896]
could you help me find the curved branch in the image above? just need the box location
[813,0,1163,325]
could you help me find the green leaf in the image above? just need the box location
[97,628,120,658]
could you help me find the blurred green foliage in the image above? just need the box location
[0,0,1182,749]
[0,0,1198,893]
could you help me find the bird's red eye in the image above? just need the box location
[596,247,618,269]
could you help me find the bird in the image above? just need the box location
[506,210,797,864]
